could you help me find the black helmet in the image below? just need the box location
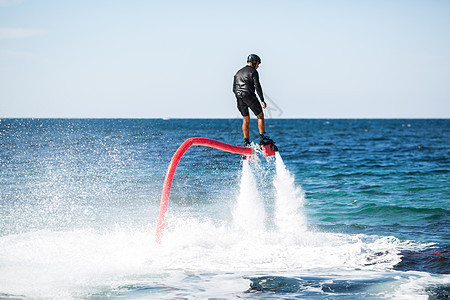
[247,54,261,67]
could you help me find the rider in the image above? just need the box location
[233,54,274,147]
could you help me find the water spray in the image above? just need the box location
[155,137,277,244]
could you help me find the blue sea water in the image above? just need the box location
[0,118,449,299]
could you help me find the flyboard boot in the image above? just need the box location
[244,138,251,147]
[242,138,253,160]
[260,133,278,157]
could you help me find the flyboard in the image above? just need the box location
[155,137,278,244]
[247,143,278,160]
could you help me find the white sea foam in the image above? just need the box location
[0,211,441,299]
[0,221,431,299]
[389,271,450,299]
[0,153,445,299]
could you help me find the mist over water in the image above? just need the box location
[0,119,449,299]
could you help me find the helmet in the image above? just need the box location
[247,54,261,67]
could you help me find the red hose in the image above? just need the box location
[155,137,253,243]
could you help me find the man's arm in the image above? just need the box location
[252,71,264,102]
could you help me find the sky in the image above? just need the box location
[0,0,449,118]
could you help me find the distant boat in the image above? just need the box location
[162,117,170,120]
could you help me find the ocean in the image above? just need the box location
[0,118,449,299]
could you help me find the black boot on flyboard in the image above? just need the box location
[242,138,252,160]
[260,133,278,157]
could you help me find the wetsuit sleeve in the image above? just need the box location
[232,76,236,94]
[252,71,264,101]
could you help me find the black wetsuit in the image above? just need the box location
[233,65,264,117]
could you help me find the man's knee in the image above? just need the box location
[256,112,264,119]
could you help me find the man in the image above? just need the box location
[233,54,275,147]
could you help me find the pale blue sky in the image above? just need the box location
[1,0,449,118]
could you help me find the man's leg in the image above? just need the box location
[257,112,275,146]
[242,115,250,139]
[256,112,265,135]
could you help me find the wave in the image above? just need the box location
[247,272,450,298]
[355,205,450,220]
[395,249,450,274]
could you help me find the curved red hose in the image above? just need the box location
[155,137,253,243]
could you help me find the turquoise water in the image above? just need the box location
[0,119,449,299]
